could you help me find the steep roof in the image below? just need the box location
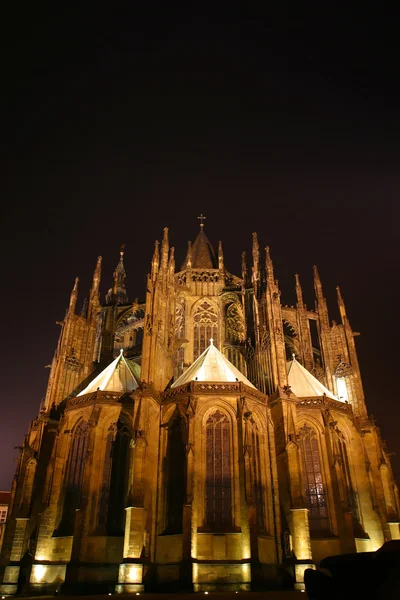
[172,339,256,388]
[78,350,140,396]
[287,356,339,401]
[190,229,217,268]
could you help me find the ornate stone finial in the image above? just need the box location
[119,348,124,355]
[313,264,324,299]
[292,353,296,360]
[69,277,79,312]
[265,245,275,281]
[218,240,224,270]
[295,273,304,306]
[198,213,206,229]
[120,243,125,256]
[209,338,214,345]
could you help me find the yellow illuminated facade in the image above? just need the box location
[0,224,399,594]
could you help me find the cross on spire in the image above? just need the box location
[198,213,206,229]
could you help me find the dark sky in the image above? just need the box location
[1,5,399,489]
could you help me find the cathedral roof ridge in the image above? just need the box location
[287,355,339,401]
[171,340,256,389]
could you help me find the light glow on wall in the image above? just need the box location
[118,564,143,584]
[31,565,47,583]
[336,377,348,402]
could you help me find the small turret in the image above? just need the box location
[105,245,129,305]
[336,285,347,322]
[265,246,275,282]
[252,232,259,279]
[161,227,169,271]
[313,265,324,301]
[241,251,247,285]
[168,246,175,279]
[295,273,304,307]
[186,241,192,269]
[151,240,160,281]
[88,256,102,320]
[68,277,79,315]
[218,240,224,270]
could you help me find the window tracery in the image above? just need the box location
[250,422,265,530]
[298,424,330,535]
[225,303,246,343]
[58,420,89,534]
[205,410,232,530]
[193,300,218,360]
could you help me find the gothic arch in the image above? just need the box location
[191,298,220,360]
[297,421,331,536]
[196,400,240,531]
[190,296,219,317]
[283,318,300,360]
[161,403,180,427]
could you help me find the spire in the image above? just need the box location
[295,273,304,306]
[168,246,175,278]
[336,285,347,322]
[151,240,160,280]
[218,241,224,270]
[190,226,217,268]
[69,277,79,314]
[161,227,169,270]
[106,245,129,305]
[252,232,259,275]
[313,265,324,300]
[241,251,247,284]
[265,246,275,282]
[186,241,192,269]
[89,256,102,302]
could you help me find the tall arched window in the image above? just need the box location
[251,424,265,531]
[107,419,131,535]
[98,423,116,527]
[165,414,186,533]
[193,300,218,360]
[205,410,232,531]
[59,420,89,534]
[298,424,329,535]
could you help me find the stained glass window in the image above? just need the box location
[193,300,218,360]
[299,425,330,535]
[205,410,232,530]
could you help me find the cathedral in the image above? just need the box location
[1,220,399,594]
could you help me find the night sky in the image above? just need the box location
[1,5,400,489]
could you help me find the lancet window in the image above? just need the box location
[67,421,89,504]
[205,410,232,531]
[58,420,89,533]
[193,300,218,360]
[299,424,330,535]
[98,423,116,527]
[165,414,186,533]
[250,424,266,531]
[107,419,131,535]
